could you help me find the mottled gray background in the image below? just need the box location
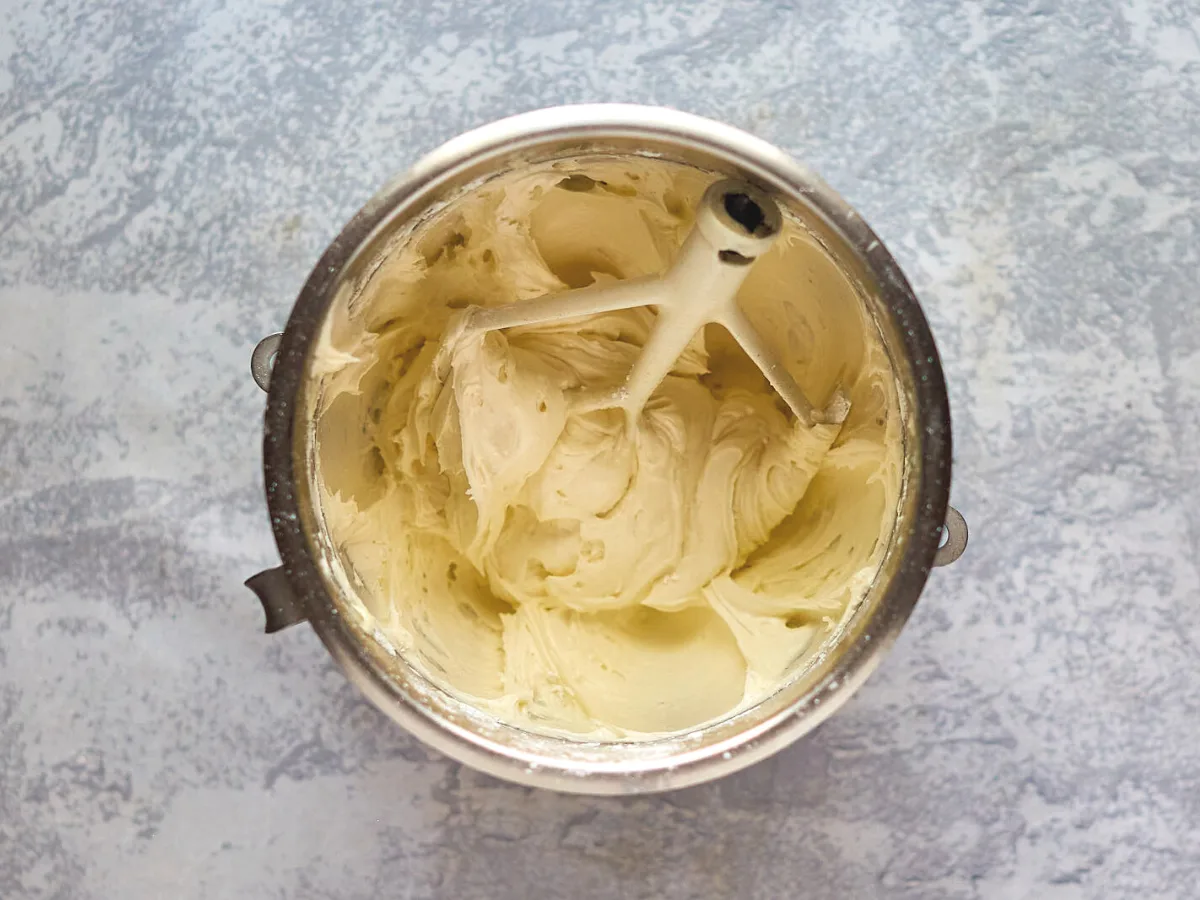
[2,0,1198,897]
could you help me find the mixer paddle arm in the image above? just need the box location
[451,179,845,428]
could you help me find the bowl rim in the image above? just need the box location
[259,104,952,794]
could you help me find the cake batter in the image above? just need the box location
[309,156,902,737]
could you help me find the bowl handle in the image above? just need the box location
[250,333,283,392]
[933,506,968,567]
[245,567,307,633]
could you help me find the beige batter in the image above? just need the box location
[310,156,902,738]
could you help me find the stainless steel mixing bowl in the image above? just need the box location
[244,105,967,794]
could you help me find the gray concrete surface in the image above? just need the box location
[2,0,1199,897]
